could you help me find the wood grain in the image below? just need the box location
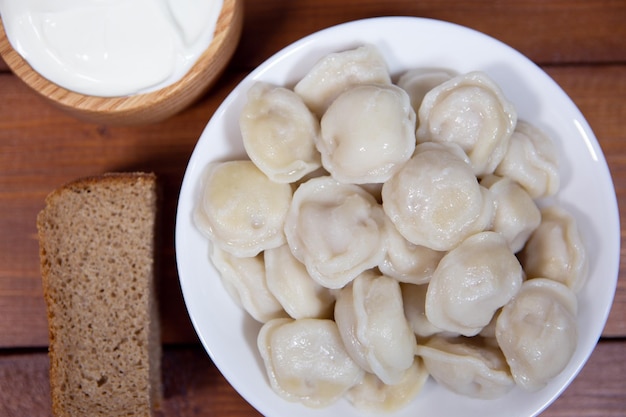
[235,0,626,67]
[1,340,624,417]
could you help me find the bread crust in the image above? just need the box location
[37,172,162,416]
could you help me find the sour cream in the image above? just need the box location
[0,0,223,97]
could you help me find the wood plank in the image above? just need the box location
[1,0,625,75]
[236,0,626,67]
[0,64,624,347]
[0,350,52,417]
[0,340,624,416]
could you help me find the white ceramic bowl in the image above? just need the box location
[175,17,620,417]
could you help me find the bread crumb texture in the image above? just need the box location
[37,173,161,417]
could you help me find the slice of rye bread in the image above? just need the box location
[36,172,162,417]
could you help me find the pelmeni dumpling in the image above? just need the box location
[258,318,364,408]
[401,283,444,338]
[415,335,515,399]
[519,206,588,293]
[239,82,322,183]
[425,231,523,336]
[397,67,456,115]
[379,217,445,285]
[416,71,517,176]
[382,142,495,251]
[481,174,541,253]
[294,44,392,117]
[194,161,292,257]
[496,278,578,391]
[319,83,416,184]
[210,245,287,323]
[495,120,559,199]
[346,358,428,413]
[334,271,417,385]
[264,244,335,320]
[284,176,387,289]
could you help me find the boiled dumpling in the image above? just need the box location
[318,83,416,184]
[401,283,444,338]
[379,216,445,285]
[425,231,523,336]
[416,71,517,176]
[264,244,335,319]
[334,271,417,385]
[397,67,456,115]
[495,120,559,199]
[481,174,541,253]
[346,358,428,413]
[294,44,391,117]
[239,82,322,183]
[496,278,578,391]
[194,161,292,257]
[284,176,387,289]
[257,318,364,408]
[519,206,588,293]
[382,142,495,251]
[210,244,287,323]
[415,335,515,399]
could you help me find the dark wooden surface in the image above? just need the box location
[1,1,624,415]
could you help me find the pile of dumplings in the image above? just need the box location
[194,44,588,412]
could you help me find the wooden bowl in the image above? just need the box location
[0,0,243,125]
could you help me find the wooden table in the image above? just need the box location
[1,1,624,416]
